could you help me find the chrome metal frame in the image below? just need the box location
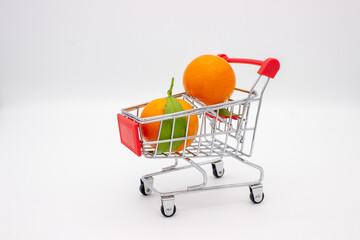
[121,74,271,215]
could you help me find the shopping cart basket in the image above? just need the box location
[117,54,280,217]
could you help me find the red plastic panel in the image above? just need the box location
[117,114,142,156]
[257,58,280,79]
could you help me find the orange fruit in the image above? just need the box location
[183,54,236,105]
[140,98,198,152]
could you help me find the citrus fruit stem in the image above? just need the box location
[167,77,174,97]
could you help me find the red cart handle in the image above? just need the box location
[218,54,280,79]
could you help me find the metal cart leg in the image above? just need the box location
[140,158,221,196]
[138,155,265,216]
[162,158,179,171]
[184,158,207,190]
[232,155,265,203]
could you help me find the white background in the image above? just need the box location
[1,0,360,239]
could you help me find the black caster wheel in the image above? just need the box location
[250,192,264,204]
[211,163,225,178]
[139,179,150,196]
[161,204,176,217]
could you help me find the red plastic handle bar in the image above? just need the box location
[218,54,280,79]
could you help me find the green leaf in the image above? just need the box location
[157,78,187,154]
[217,108,239,118]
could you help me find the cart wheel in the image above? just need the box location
[161,204,176,217]
[249,192,264,204]
[249,184,264,204]
[139,179,152,196]
[139,181,147,196]
[211,162,224,178]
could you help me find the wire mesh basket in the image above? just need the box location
[117,54,280,217]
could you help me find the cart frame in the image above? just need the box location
[117,54,279,217]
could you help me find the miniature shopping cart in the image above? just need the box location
[117,54,280,217]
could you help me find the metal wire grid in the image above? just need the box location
[120,75,270,159]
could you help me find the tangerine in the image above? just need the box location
[183,54,236,105]
[140,98,198,152]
